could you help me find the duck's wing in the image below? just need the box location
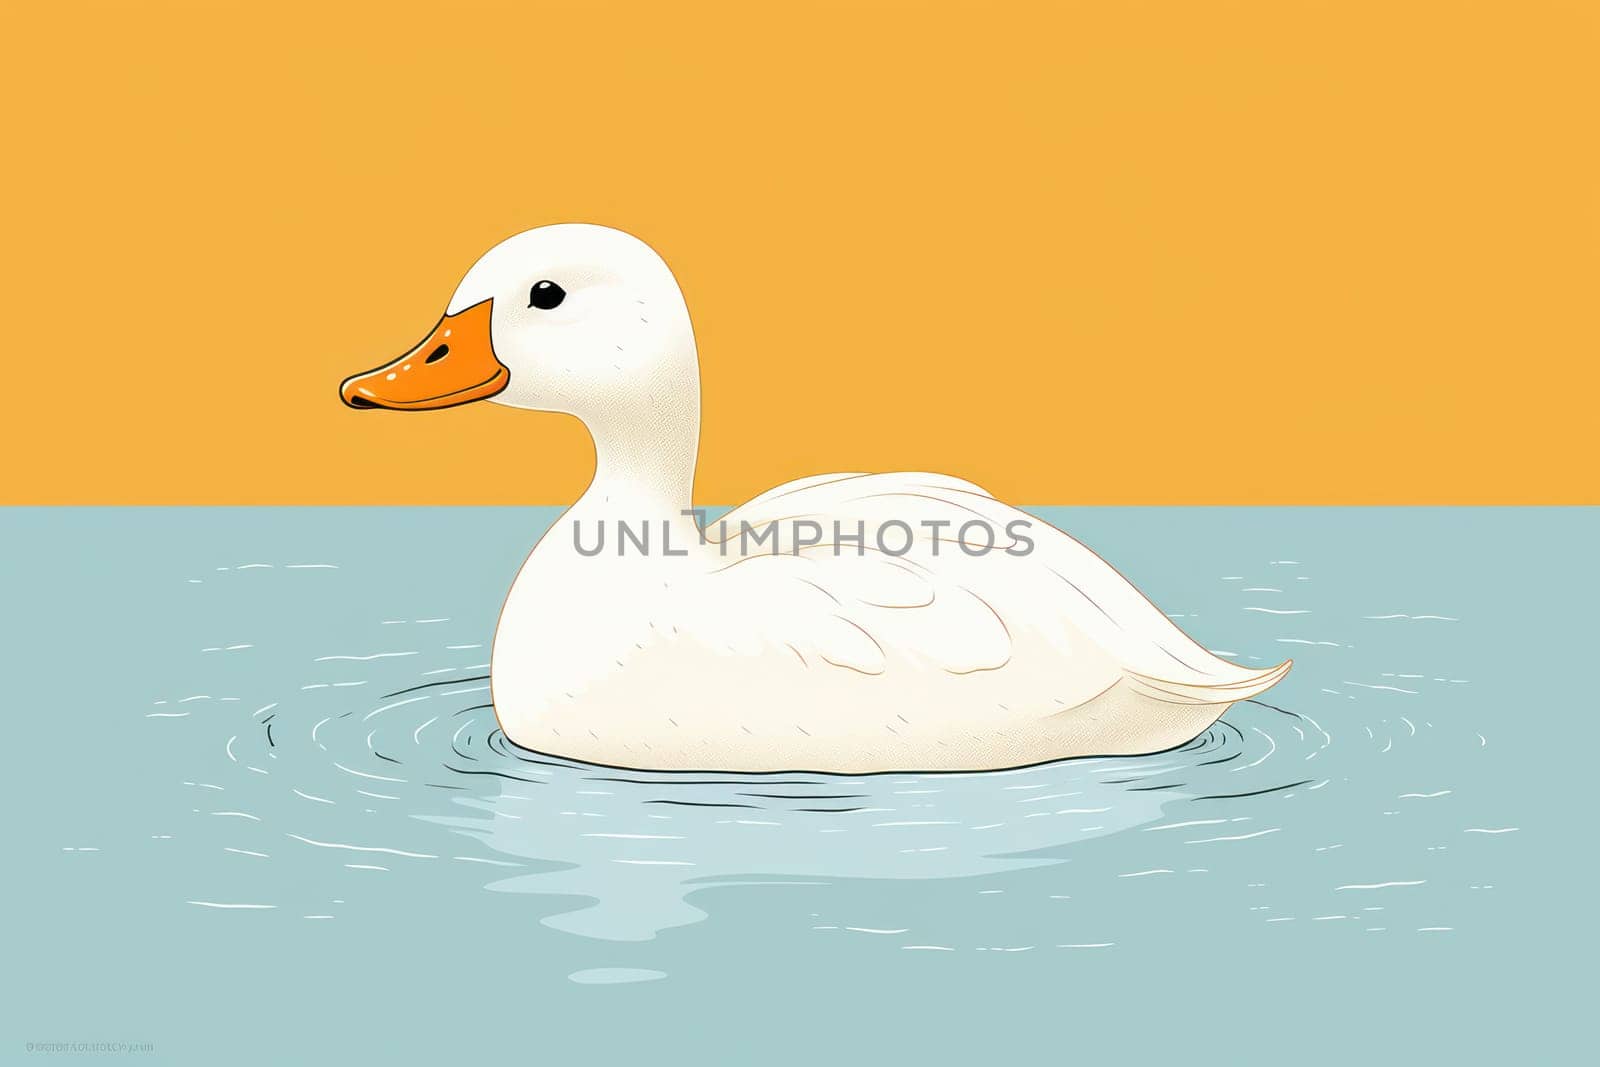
[712,471,998,538]
[705,472,1290,701]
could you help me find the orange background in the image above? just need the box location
[2,1,1595,504]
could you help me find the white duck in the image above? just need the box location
[341,224,1289,773]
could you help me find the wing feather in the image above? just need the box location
[701,471,1287,695]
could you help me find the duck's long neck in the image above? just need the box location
[584,403,699,515]
[565,351,701,541]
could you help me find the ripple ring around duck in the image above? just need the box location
[339,224,1289,773]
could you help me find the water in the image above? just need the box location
[5,507,1593,1062]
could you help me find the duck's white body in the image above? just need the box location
[493,473,1288,772]
[344,223,1289,773]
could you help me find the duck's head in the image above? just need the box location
[339,224,696,421]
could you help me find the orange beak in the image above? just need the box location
[340,298,508,410]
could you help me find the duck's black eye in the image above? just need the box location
[528,280,566,310]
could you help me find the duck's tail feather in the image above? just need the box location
[1123,659,1292,707]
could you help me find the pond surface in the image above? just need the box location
[5,507,1590,1063]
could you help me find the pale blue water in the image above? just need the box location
[4,507,1593,1063]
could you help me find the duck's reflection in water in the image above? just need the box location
[420,737,1215,941]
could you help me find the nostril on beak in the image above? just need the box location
[426,344,449,364]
